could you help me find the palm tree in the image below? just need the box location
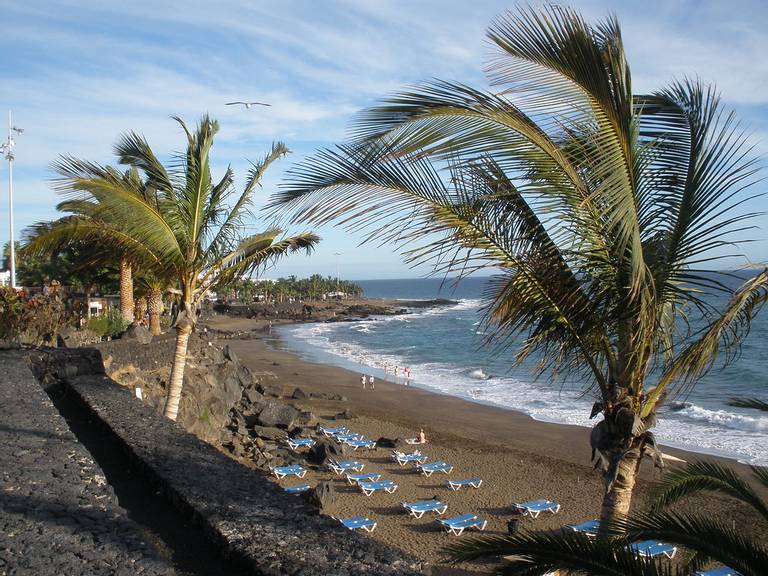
[270,4,767,523]
[46,115,319,420]
[26,167,152,323]
[443,461,768,575]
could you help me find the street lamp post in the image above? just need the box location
[0,111,23,289]
[334,252,341,292]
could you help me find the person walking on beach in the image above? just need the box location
[361,374,366,389]
[368,375,375,390]
[404,366,410,385]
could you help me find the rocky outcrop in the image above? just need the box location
[121,324,153,345]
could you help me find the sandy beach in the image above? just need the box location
[208,315,767,575]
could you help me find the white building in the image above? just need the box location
[0,270,10,287]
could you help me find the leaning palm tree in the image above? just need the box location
[270,4,767,523]
[48,115,319,420]
[443,461,768,575]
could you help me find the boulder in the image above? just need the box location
[291,387,309,399]
[243,386,264,405]
[332,408,355,421]
[57,326,102,348]
[302,480,335,510]
[249,425,287,442]
[375,437,406,448]
[306,438,345,466]
[121,324,153,345]
[294,410,317,427]
[257,400,300,429]
[223,344,239,364]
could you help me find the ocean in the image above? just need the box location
[270,276,768,465]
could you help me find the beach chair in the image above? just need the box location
[284,483,311,494]
[345,472,382,485]
[286,437,315,450]
[695,568,741,576]
[447,477,483,491]
[338,516,377,532]
[336,432,363,442]
[513,499,561,518]
[328,459,365,475]
[393,452,428,466]
[270,465,307,480]
[437,513,488,536]
[401,500,448,518]
[418,461,454,477]
[319,426,348,437]
[346,438,377,450]
[358,480,398,496]
[565,519,600,538]
[628,540,677,559]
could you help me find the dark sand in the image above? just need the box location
[208,316,766,574]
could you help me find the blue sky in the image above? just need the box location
[1,0,767,280]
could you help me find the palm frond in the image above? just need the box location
[647,269,768,412]
[647,461,768,523]
[614,510,768,576]
[444,530,679,576]
[727,398,768,412]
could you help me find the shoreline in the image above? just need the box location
[206,315,766,572]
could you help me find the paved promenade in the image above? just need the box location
[0,351,174,576]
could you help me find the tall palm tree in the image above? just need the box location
[270,5,767,523]
[443,461,768,575]
[46,115,319,420]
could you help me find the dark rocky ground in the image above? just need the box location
[0,351,174,576]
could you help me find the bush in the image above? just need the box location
[0,287,24,345]
[0,287,66,346]
[86,309,129,338]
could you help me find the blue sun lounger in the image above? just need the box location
[320,426,348,437]
[401,500,448,518]
[418,461,454,476]
[358,480,398,496]
[346,438,377,450]
[328,459,365,475]
[345,472,382,485]
[286,437,315,450]
[270,465,307,480]
[629,540,677,559]
[447,477,483,491]
[336,433,363,442]
[437,513,488,536]
[696,568,741,576]
[284,483,311,494]
[393,451,428,466]
[513,499,561,518]
[338,516,377,532]
[565,519,600,537]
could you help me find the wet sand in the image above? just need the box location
[208,316,766,574]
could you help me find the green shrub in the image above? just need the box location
[87,309,128,338]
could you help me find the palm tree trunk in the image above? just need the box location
[599,455,640,525]
[164,323,191,421]
[119,257,134,324]
[134,296,147,325]
[148,288,162,335]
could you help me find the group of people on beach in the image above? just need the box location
[361,363,412,390]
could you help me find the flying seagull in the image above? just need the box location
[225,101,271,109]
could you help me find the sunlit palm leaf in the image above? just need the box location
[647,461,768,523]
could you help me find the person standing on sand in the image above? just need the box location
[361,374,366,389]
[394,366,399,383]
[369,375,375,390]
